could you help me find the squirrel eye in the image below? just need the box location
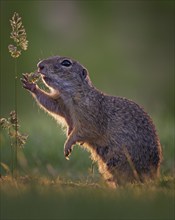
[60,60,72,67]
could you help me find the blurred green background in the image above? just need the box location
[0,0,174,177]
[0,1,174,220]
[1,0,174,176]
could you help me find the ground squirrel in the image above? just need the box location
[21,56,162,188]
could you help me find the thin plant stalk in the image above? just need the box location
[0,12,29,177]
[10,135,14,176]
[9,12,28,178]
[14,58,18,178]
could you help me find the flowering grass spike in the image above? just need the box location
[0,111,28,149]
[8,12,28,58]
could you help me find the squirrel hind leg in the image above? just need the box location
[106,178,117,189]
[96,157,118,188]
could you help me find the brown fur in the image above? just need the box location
[21,56,162,188]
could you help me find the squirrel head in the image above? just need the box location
[37,56,92,96]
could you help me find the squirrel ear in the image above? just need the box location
[80,68,87,81]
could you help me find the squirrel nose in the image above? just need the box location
[37,61,45,71]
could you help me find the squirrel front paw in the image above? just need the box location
[64,134,77,160]
[64,145,72,160]
[21,74,37,93]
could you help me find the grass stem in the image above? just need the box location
[14,59,18,178]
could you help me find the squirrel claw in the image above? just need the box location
[22,73,29,81]
[64,148,72,160]
[65,156,70,160]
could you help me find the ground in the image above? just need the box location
[0,174,174,220]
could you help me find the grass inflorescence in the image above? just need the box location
[8,12,28,58]
[0,111,28,176]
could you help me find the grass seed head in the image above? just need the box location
[8,12,28,58]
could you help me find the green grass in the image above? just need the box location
[0,114,174,220]
[0,175,174,220]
